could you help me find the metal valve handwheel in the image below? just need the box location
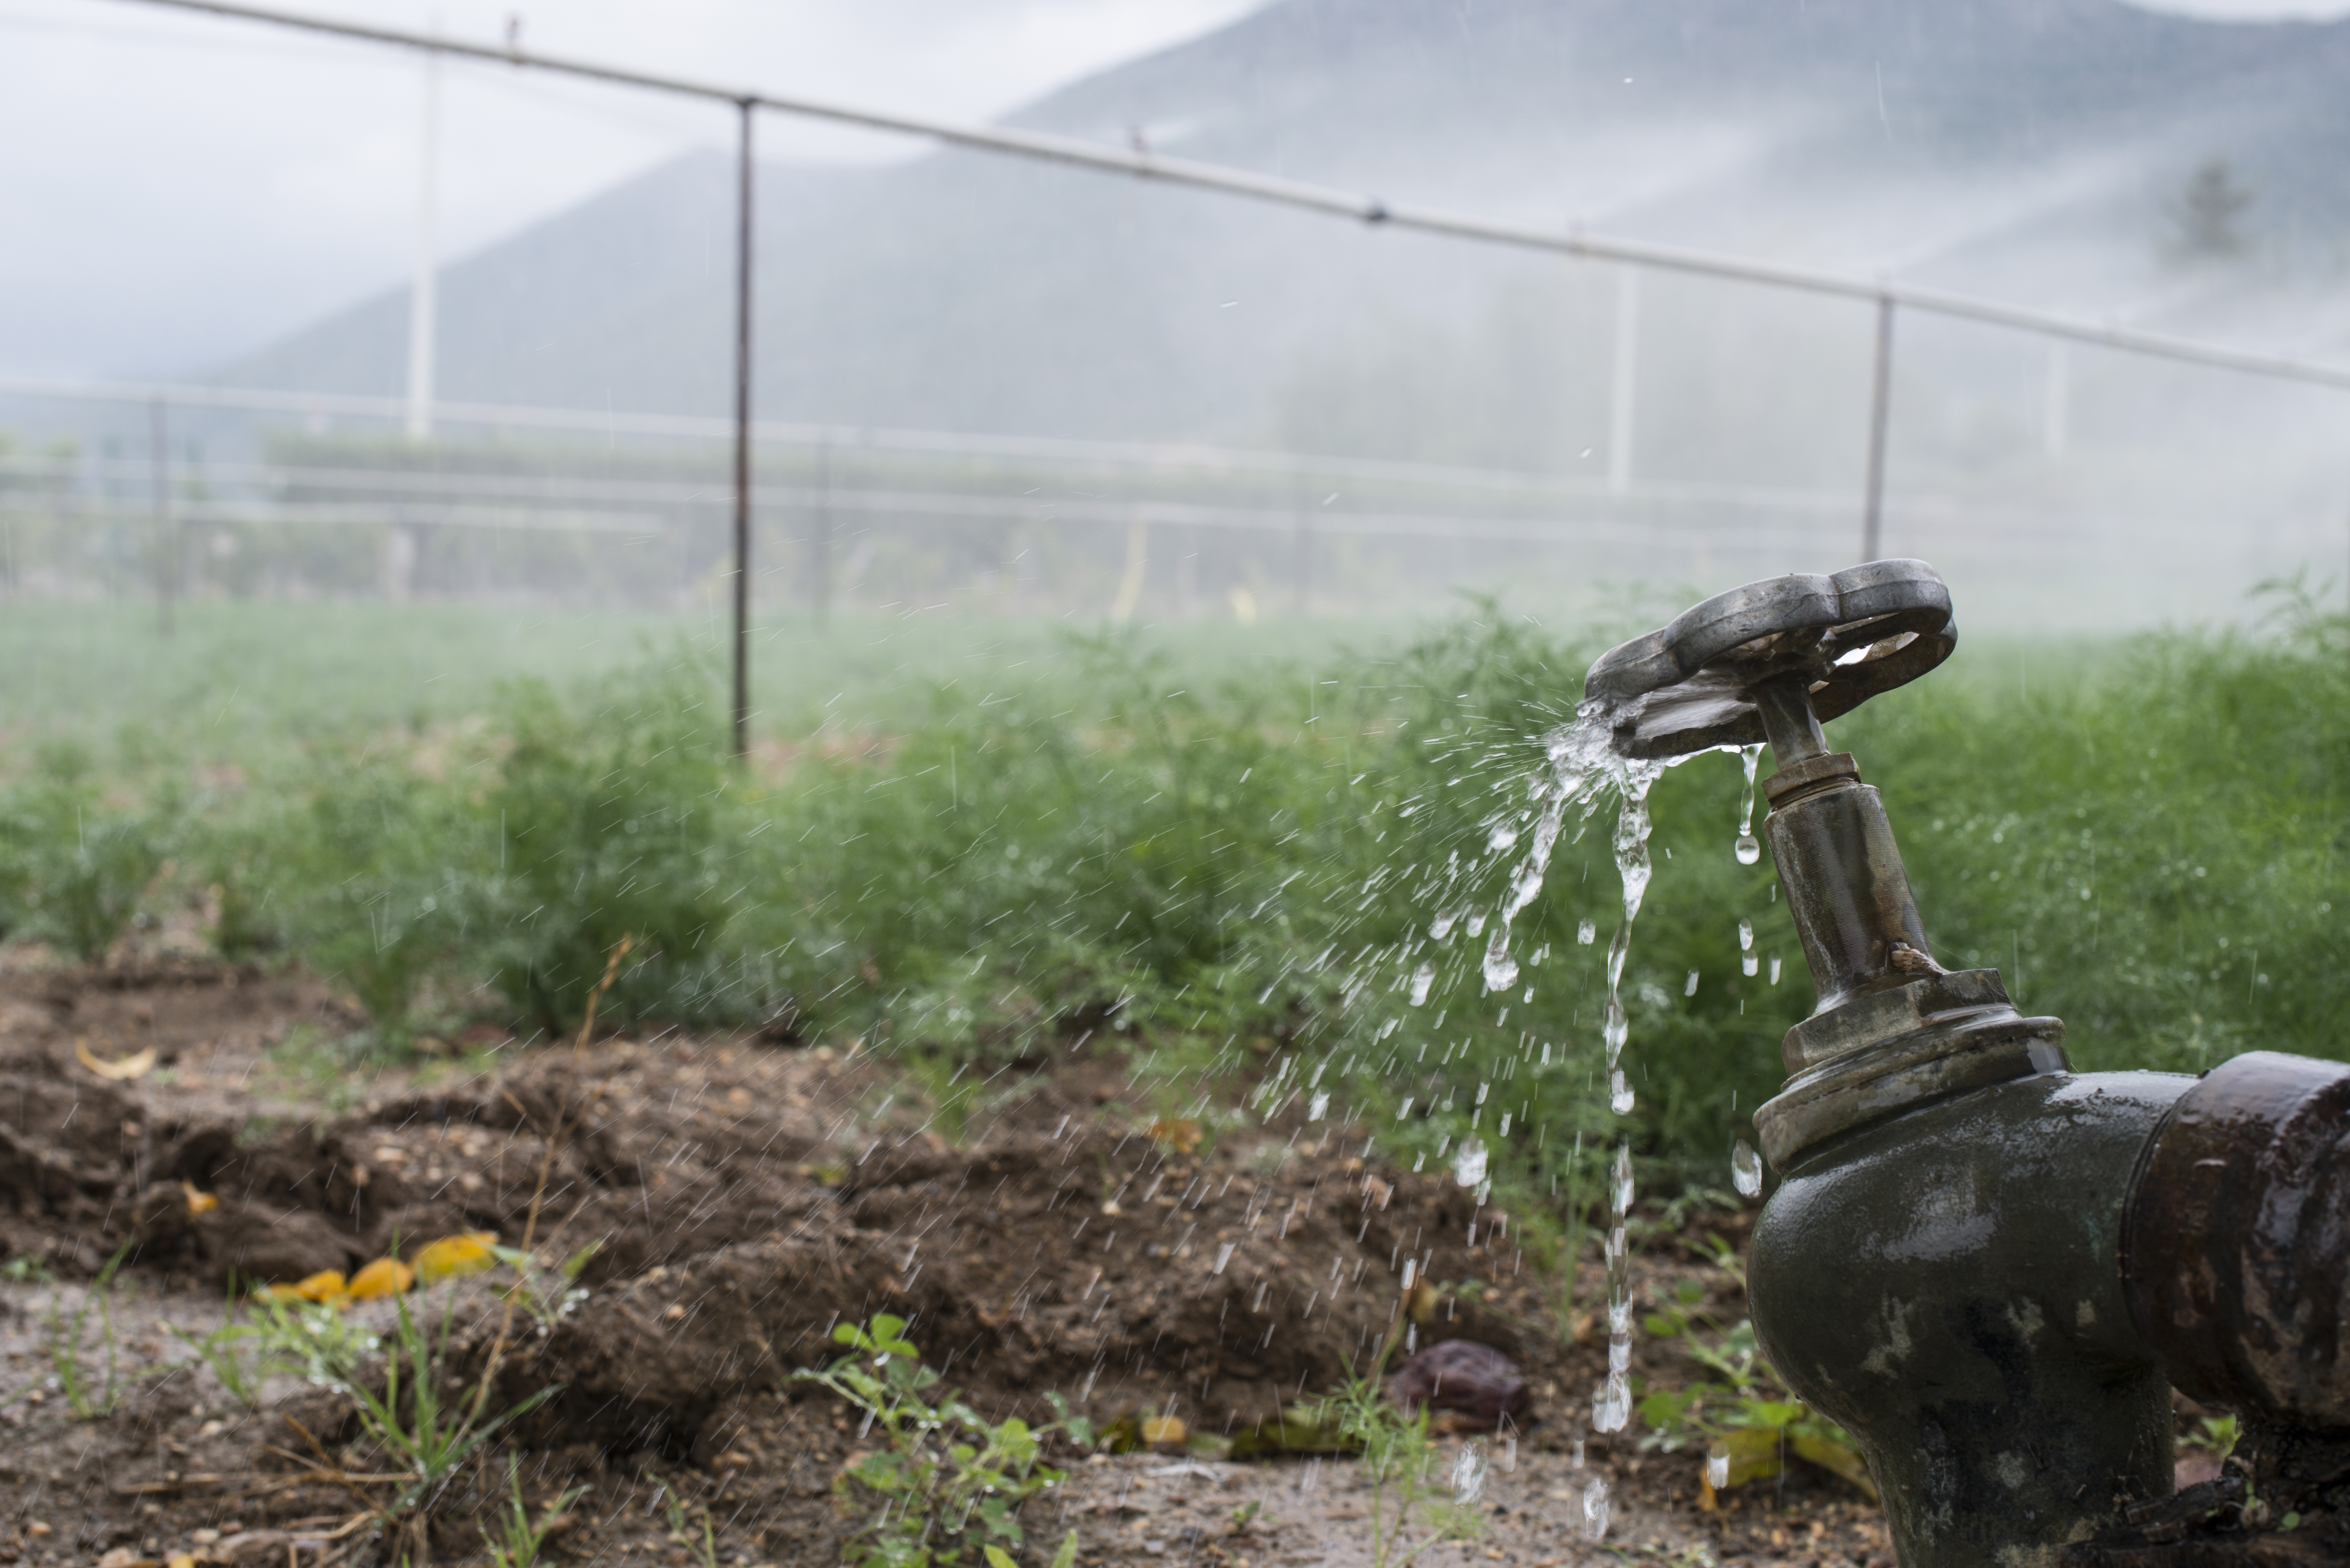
[1583,559,1957,760]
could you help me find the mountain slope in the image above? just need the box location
[224,0,2350,448]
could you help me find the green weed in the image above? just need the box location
[345,1288,559,1521]
[484,1457,587,1568]
[45,1245,132,1418]
[794,1314,1088,1568]
[166,1291,281,1409]
[1297,1374,1485,1568]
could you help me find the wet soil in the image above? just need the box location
[2,958,1905,1566]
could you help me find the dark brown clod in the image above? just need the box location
[1386,1338,1530,1429]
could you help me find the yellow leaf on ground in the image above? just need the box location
[346,1256,415,1300]
[1140,1416,1187,1447]
[1717,1428,1784,1490]
[413,1231,500,1284]
[1791,1431,1880,1503]
[180,1180,218,1217]
[75,1037,156,1081]
[1147,1118,1202,1154]
[292,1270,349,1306]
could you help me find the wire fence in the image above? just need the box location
[5,0,2349,679]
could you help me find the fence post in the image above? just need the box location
[1861,294,1896,563]
[1610,266,1639,496]
[809,436,832,625]
[731,98,755,760]
[148,397,173,636]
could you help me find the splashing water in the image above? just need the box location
[1487,821,1520,852]
[1734,742,1764,864]
[1580,1477,1612,1542]
[1577,918,1597,945]
[1732,1138,1763,1198]
[1452,1443,1490,1504]
[1409,963,1435,1006]
[1429,908,1461,942]
[1308,1092,1330,1121]
[1452,1135,1489,1187]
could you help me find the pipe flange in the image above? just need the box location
[1583,560,1956,760]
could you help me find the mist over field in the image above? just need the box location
[8,0,2350,628]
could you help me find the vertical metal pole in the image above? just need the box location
[810,436,832,626]
[1861,294,1895,563]
[2042,341,2069,460]
[1292,480,1312,612]
[405,41,439,441]
[731,98,754,759]
[149,397,173,636]
[1609,265,1639,496]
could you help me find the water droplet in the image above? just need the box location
[1592,1373,1630,1435]
[1465,910,1488,938]
[1602,998,1628,1062]
[1429,908,1459,942]
[1452,1136,1489,1188]
[1580,1476,1612,1540]
[1213,1242,1235,1275]
[1684,969,1700,997]
[1452,1443,1489,1503]
[1742,952,1759,977]
[1482,929,1519,993]
[1732,1139,1763,1198]
[1308,1092,1330,1121]
[1570,1438,1586,1470]
[1612,1140,1634,1215]
[1732,743,1763,866]
[1497,1112,1511,1137]
[1609,1070,1634,1115]
[1706,1443,1730,1490]
[1409,964,1435,1006]
[1577,919,1597,945]
[1401,1258,1417,1290]
[1488,822,1520,852]
[1738,920,1754,951]
[1769,955,1783,985]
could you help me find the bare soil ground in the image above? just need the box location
[0,958,1906,1566]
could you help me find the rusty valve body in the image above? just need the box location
[1586,562,2350,1566]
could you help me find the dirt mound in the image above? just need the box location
[0,966,1562,1462]
[0,959,1916,1568]
[487,1128,1550,1457]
